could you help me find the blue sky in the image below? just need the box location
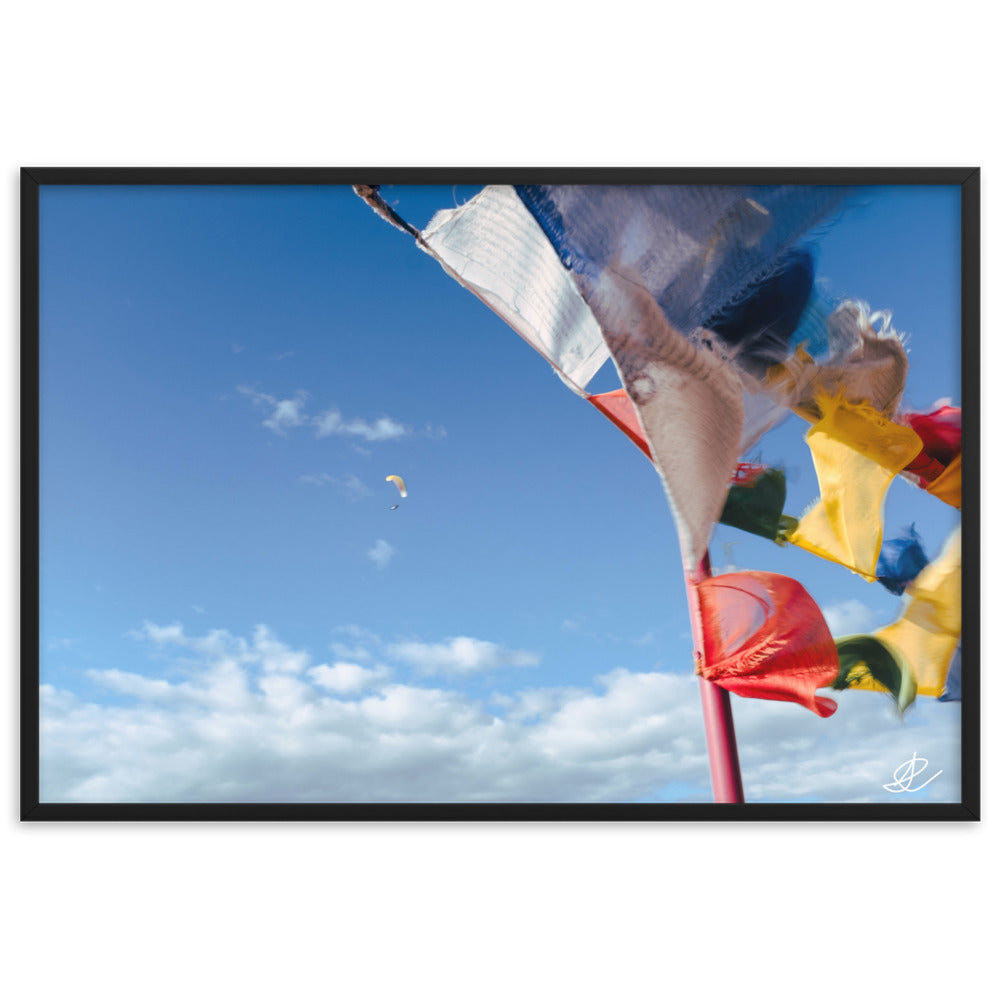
[38,182,963,803]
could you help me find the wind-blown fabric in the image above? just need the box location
[901,405,962,507]
[590,386,935,594]
[848,528,962,699]
[831,635,917,711]
[590,385,785,466]
[695,571,840,716]
[404,184,961,724]
[514,185,846,342]
[876,527,961,697]
[516,183,850,461]
[578,268,745,570]
[718,465,790,541]
[786,394,923,579]
[903,405,961,481]
[420,185,610,392]
[876,524,930,595]
[588,388,652,459]
[702,248,817,375]
[927,455,961,508]
[590,363,942,574]
[424,184,855,572]
[763,302,910,420]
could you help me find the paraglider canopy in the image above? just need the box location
[386,475,407,498]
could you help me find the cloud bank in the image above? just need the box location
[39,622,963,805]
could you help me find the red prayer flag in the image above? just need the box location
[694,571,840,716]
[588,389,652,459]
[901,405,961,488]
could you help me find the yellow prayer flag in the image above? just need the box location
[848,528,961,699]
[787,394,923,579]
[877,527,961,696]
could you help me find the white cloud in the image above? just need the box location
[495,686,588,722]
[386,636,540,676]
[87,668,189,702]
[266,399,308,433]
[39,622,964,805]
[309,661,389,694]
[258,674,313,714]
[238,386,412,444]
[135,621,186,644]
[237,386,308,434]
[822,598,878,637]
[367,539,395,569]
[252,624,310,674]
[314,408,409,442]
[131,620,249,662]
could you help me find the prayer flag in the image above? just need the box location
[876,525,930,595]
[581,268,745,569]
[514,184,845,341]
[718,465,789,541]
[762,301,909,421]
[421,185,610,392]
[845,528,961,700]
[927,454,961,508]
[588,388,651,460]
[876,527,961,697]
[696,570,840,716]
[786,394,923,579]
[831,634,917,711]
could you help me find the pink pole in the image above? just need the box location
[698,678,744,803]
[686,553,745,804]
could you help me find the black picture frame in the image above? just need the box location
[20,167,980,821]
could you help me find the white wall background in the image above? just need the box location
[3,4,995,997]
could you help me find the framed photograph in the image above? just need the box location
[21,168,979,820]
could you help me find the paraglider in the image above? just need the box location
[386,475,406,510]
